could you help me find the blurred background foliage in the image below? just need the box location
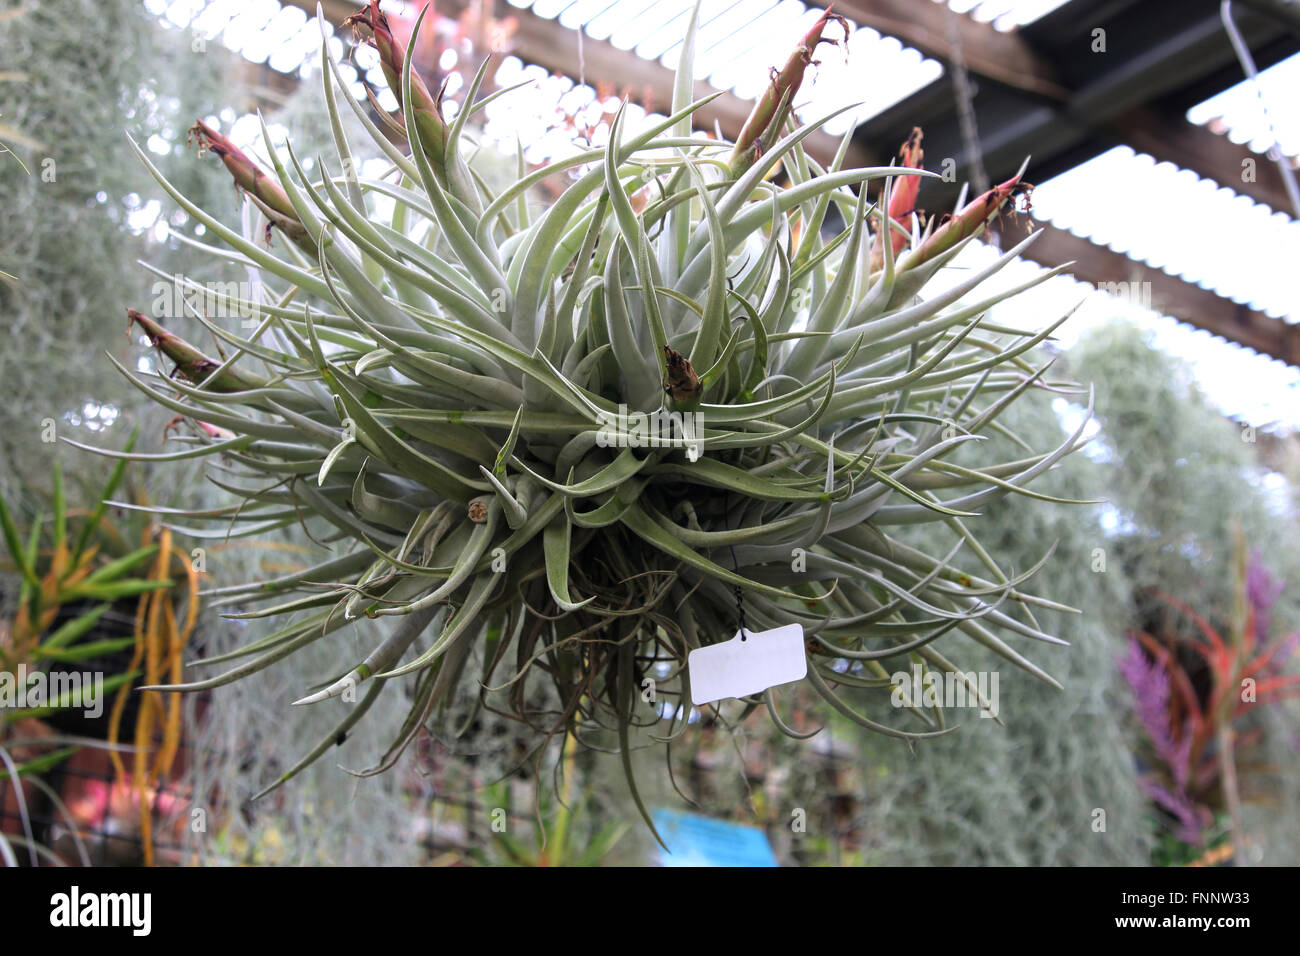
[1067,320,1300,625]
[0,0,238,499]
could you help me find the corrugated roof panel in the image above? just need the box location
[709,4,823,96]
[532,0,576,17]
[1031,146,1299,321]
[159,0,205,29]
[813,27,943,135]
[693,0,764,60]
[652,0,745,66]
[238,5,307,65]
[693,0,787,85]
[584,0,660,42]
[559,0,621,31]
[268,20,320,74]
[495,0,946,132]
[190,0,240,38]
[216,0,280,56]
[676,0,791,84]
[1186,51,1300,163]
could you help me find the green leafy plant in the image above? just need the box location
[476,735,628,867]
[87,3,1091,840]
[0,449,171,716]
[0,448,201,866]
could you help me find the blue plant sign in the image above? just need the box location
[652,808,780,867]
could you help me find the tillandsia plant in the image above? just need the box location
[80,2,1094,837]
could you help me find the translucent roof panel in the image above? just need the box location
[515,0,945,135]
[1186,51,1300,162]
[482,56,633,165]
[946,0,1073,32]
[1031,146,1299,321]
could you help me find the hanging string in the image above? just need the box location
[946,5,992,244]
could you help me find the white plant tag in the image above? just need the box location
[688,624,807,706]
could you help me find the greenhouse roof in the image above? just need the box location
[142,0,1300,431]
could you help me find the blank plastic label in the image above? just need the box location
[688,624,807,706]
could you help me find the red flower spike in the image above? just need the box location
[728,8,849,178]
[869,126,925,272]
[188,120,311,249]
[127,308,265,394]
[904,173,1034,271]
[345,0,450,175]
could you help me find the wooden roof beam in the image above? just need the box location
[831,0,1068,100]
[992,220,1300,366]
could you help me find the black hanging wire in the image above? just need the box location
[726,494,748,641]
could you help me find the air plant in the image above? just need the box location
[79,2,1092,840]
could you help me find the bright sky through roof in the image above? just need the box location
[949,0,1074,32]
